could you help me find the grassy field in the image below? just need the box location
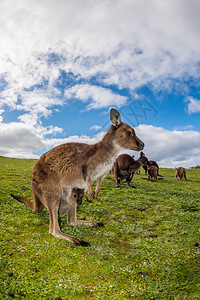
[0,156,200,299]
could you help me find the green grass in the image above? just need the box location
[0,156,200,299]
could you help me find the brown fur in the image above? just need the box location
[175,167,187,181]
[143,160,162,177]
[147,165,158,181]
[58,188,84,217]
[11,109,144,246]
[112,152,149,187]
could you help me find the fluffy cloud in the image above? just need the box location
[0,121,63,158]
[65,84,127,109]
[90,125,102,131]
[1,0,200,118]
[0,122,44,158]
[0,109,4,123]
[185,96,200,114]
[173,125,194,131]
[135,125,200,168]
[43,132,104,151]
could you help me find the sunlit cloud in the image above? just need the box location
[65,84,127,109]
[173,124,194,131]
[90,125,102,131]
[185,96,200,114]
[1,0,200,118]
[136,124,200,168]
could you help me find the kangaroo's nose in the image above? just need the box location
[138,140,144,150]
[77,198,82,206]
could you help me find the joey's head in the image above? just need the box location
[71,188,85,206]
[139,151,149,166]
[110,109,144,151]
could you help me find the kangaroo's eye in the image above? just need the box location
[126,131,131,137]
[73,194,77,198]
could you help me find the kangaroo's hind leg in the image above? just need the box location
[42,188,90,246]
[67,205,103,227]
[31,180,45,212]
[113,162,120,188]
[126,173,135,188]
[94,175,104,198]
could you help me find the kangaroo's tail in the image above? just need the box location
[10,194,34,211]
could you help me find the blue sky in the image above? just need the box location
[0,0,200,167]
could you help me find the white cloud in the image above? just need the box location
[173,124,194,131]
[0,120,63,158]
[0,109,4,123]
[43,133,104,151]
[135,125,200,168]
[90,125,102,131]
[65,84,127,109]
[1,0,200,118]
[0,122,44,158]
[185,96,200,114]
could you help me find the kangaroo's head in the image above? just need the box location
[109,109,144,151]
[139,151,149,166]
[71,188,85,206]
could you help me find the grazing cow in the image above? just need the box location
[11,109,144,246]
[175,167,187,181]
[112,152,149,187]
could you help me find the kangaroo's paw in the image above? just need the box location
[87,191,95,202]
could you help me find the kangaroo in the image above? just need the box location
[11,109,144,246]
[112,152,149,187]
[147,165,158,181]
[58,187,84,217]
[175,167,187,181]
[143,160,163,177]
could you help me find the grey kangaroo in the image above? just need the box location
[11,109,144,246]
[175,167,187,181]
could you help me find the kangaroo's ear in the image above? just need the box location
[110,109,121,128]
[140,151,144,157]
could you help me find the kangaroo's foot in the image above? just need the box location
[87,191,95,202]
[50,230,90,247]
